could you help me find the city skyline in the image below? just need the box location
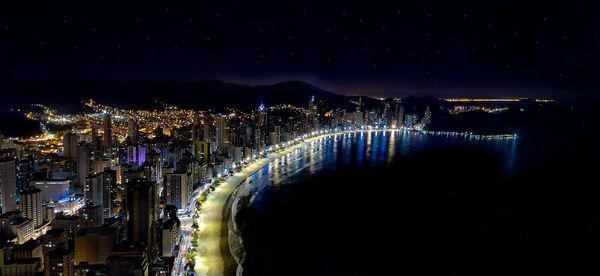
[0,1,598,275]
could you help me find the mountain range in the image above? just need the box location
[0,79,381,112]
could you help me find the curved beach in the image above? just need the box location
[194,133,333,276]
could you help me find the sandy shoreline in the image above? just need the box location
[194,133,333,275]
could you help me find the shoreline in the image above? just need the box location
[194,132,333,275]
[195,129,517,275]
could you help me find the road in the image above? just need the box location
[193,132,345,276]
[175,130,365,275]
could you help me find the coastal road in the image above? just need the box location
[193,132,342,276]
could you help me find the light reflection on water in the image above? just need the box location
[243,130,518,207]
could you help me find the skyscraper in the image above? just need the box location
[395,101,404,129]
[19,187,43,228]
[101,169,116,218]
[164,172,190,209]
[202,118,211,142]
[44,248,74,276]
[63,133,78,159]
[76,144,91,193]
[126,179,158,255]
[257,103,268,128]
[421,106,432,130]
[127,118,139,145]
[0,158,17,213]
[102,113,112,154]
[216,115,230,155]
[84,173,102,207]
[193,141,210,165]
[308,96,319,131]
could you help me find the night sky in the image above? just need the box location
[1,0,599,98]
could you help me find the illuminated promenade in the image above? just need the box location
[190,128,516,276]
[193,132,332,276]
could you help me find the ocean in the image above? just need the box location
[227,129,599,276]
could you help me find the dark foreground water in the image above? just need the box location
[230,130,599,276]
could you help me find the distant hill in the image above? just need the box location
[0,79,379,112]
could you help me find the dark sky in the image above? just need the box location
[1,0,599,98]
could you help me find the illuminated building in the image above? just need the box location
[0,158,17,213]
[126,145,147,166]
[31,180,70,203]
[85,174,102,207]
[0,246,41,276]
[16,160,33,191]
[102,113,112,154]
[51,214,81,239]
[11,217,34,244]
[82,204,103,227]
[127,119,140,145]
[105,242,148,276]
[193,141,210,164]
[41,228,68,255]
[160,218,180,257]
[352,112,364,127]
[164,172,190,209]
[216,115,230,155]
[101,169,116,218]
[308,96,319,130]
[126,179,158,255]
[74,226,116,265]
[404,114,418,129]
[76,144,91,193]
[421,106,432,130]
[19,187,43,228]
[44,248,74,276]
[63,133,78,159]
[395,101,404,128]
[12,239,44,263]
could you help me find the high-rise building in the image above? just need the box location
[164,172,190,209]
[127,118,140,145]
[16,159,33,191]
[216,115,230,155]
[126,179,158,255]
[160,218,180,257]
[63,133,79,159]
[308,96,319,130]
[0,245,41,275]
[44,248,74,276]
[202,119,212,142]
[0,158,17,213]
[421,106,432,130]
[257,102,268,128]
[19,187,43,228]
[102,113,112,152]
[352,112,364,127]
[74,226,116,265]
[84,173,102,207]
[81,204,103,227]
[76,144,91,192]
[404,114,418,129]
[383,102,392,124]
[395,102,404,129]
[193,141,210,164]
[101,169,116,218]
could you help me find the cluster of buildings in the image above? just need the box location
[0,96,432,275]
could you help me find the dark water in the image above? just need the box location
[232,130,599,276]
